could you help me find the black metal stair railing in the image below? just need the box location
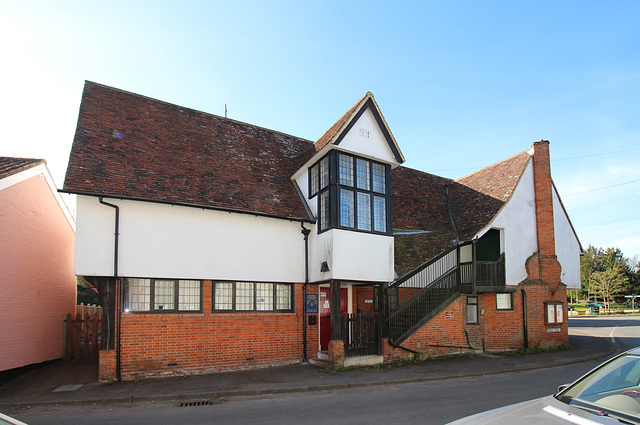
[388,269,460,343]
[386,242,507,344]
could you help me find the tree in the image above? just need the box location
[77,279,101,306]
[588,265,629,311]
[581,245,636,304]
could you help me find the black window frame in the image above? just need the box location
[467,296,479,324]
[309,151,392,235]
[124,278,203,314]
[212,281,295,313]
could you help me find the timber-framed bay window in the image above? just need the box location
[213,282,294,312]
[309,151,391,234]
[124,278,202,313]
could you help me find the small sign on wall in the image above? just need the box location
[445,311,454,320]
[306,294,318,314]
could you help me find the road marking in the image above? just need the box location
[610,325,619,344]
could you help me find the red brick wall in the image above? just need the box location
[118,280,311,380]
[99,349,117,381]
[353,286,376,314]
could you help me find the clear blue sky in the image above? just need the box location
[2,0,639,259]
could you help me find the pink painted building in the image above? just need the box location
[0,157,76,372]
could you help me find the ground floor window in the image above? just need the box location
[213,282,293,312]
[496,293,513,310]
[124,278,202,313]
[467,296,478,324]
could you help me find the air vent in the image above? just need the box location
[179,401,214,407]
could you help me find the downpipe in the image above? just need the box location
[99,197,122,382]
[301,224,311,363]
[521,288,529,349]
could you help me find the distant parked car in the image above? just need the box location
[586,301,606,309]
[448,346,640,424]
[566,304,575,311]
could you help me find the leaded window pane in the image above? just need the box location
[340,188,355,228]
[276,284,291,310]
[126,278,150,311]
[179,280,201,311]
[319,157,329,189]
[236,282,254,310]
[356,158,370,190]
[338,154,354,186]
[372,163,386,193]
[320,191,330,230]
[373,195,386,232]
[256,283,274,311]
[309,164,319,197]
[215,282,233,310]
[496,293,512,310]
[154,280,175,310]
[357,192,371,231]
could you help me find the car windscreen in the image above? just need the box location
[557,353,640,423]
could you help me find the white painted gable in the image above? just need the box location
[337,107,400,166]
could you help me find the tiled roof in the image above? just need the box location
[450,151,532,241]
[391,151,531,276]
[0,157,45,180]
[63,82,315,221]
[391,166,458,276]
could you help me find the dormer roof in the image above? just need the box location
[313,92,405,164]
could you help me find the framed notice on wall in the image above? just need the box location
[545,302,564,325]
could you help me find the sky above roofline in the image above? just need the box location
[1,0,639,259]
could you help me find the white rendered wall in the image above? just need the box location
[553,189,581,288]
[74,196,305,282]
[308,228,394,283]
[481,160,538,286]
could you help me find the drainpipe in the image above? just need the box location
[301,224,311,362]
[99,197,122,382]
[521,288,529,349]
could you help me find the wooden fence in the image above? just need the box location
[64,306,102,360]
[76,303,103,320]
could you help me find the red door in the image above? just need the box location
[320,287,348,351]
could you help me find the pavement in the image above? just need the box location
[0,332,619,409]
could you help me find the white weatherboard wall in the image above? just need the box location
[74,196,305,282]
[481,159,538,286]
[553,189,581,288]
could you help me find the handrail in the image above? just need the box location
[390,243,466,289]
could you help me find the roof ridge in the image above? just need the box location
[456,148,531,183]
[83,81,315,146]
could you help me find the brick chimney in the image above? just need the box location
[528,140,562,285]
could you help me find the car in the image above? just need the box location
[586,301,606,309]
[0,412,28,425]
[447,346,640,424]
[567,304,575,311]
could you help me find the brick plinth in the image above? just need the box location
[328,340,345,369]
[98,349,117,382]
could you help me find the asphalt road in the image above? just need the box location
[7,315,640,425]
